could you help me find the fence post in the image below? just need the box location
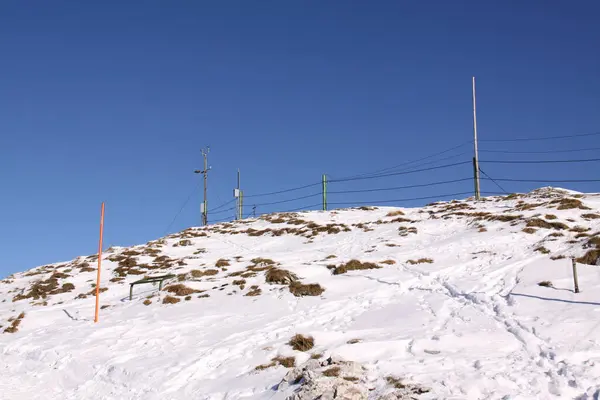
[322,174,327,211]
[571,257,580,293]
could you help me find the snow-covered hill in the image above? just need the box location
[2,188,600,399]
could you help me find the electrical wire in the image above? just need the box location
[331,141,473,181]
[329,191,481,206]
[479,146,600,154]
[209,206,236,216]
[478,168,509,194]
[208,199,236,213]
[162,183,201,235]
[480,158,600,164]
[243,192,321,208]
[329,177,473,194]
[242,182,321,198]
[329,160,471,183]
[479,177,600,183]
[479,131,600,142]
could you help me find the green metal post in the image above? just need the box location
[323,174,327,211]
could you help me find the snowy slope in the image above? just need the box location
[1,188,600,399]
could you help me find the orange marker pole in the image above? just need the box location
[94,202,105,323]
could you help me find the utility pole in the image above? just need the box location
[322,174,328,211]
[194,147,210,226]
[234,169,243,220]
[472,76,481,201]
[252,205,256,218]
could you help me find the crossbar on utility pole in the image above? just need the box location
[472,76,481,201]
[194,147,210,226]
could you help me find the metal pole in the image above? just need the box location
[572,258,580,293]
[240,190,244,219]
[94,202,105,323]
[472,77,481,200]
[237,169,241,220]
[322,174,327,211]
[203,149,208,225]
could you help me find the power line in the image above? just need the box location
[243,182,321,199]
[480,177,600,183]
[479,146,600,154]
[162,183,201,235]
[209,206,236,216]
[329,177,473,194]
[245,192,321,207]
[208,199,236,213]
[480,157,600,164]
[479,131,600,142]
[329,191,495,206]
[478,168,508,194]
[329,160,471,183]
[331,141,473,181]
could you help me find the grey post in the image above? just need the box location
[572,257,580,293]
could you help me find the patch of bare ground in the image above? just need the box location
[407,258,433,265]
[526,218,569,230]
[550,198,591,210]
[582,213,600,220]
[163,284,199,296]
[332,259,381,275]
[162,295,180,304]
[215,259,230,267]
[322,367,341,377]
[522,227,537,234]
[380,259,396,265]
[245,286,262,296]
[3,312,25,334]
[576,250,600,265]
[265,268,298,285]
[551,255,566,260]
[534,246,550,254]
[386,210,405,217]
[289,334,315,351]
[545,214,558,220]
[190,269,219,278]
[289,282,325,297]
[398,226,418,236]
[12,273,76,302]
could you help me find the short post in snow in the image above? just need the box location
[571,257,580,294]
[322,174,328,211]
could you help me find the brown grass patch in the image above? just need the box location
[534,246,550,254]
[538,281,553,287]
[265,268,298,285]
[325,255,337,259]
[386,210,405,217]
[3,312,25,334]
[143,299,152,305]
[343,376,359,382]
[289,282,325,297]
[582,213,600,220]
[347,338,362,344]
[323,367,341,377]
[311,353,323,360]
[289,334,314,351]
[478,227,487,232]
[162,295,180,304]
[333,259,381,275]
[407,258,433,265]
[272,356,295,368]
[190,269,219,278]
[550,255,566,260]
[245,286,262,296]
[215,259,230,267]
[576,250,600,265]
[380,259,396,265]
[548,232,564,237]
[163,284,197,296]
[545,214,557,220]
[398,226,418,236]
[526,218,569,230]
[552,198,591,210]
[522,227,537,234]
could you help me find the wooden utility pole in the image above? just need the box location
[194,147,210,226]
[572,258,580,293]
[472,77,481,200]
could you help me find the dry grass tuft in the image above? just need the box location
[576,250,600,265]
[534,246,550,254]
[250,258,276,266]
[245,286,262,297]
[570,226,591,233]
[551,255,566,260]
[538,281,553,287]
[323,367,341,377]
[289,334,315,351]
[333,259,381,275]
[3,312,25,334]
[265,268,298,285]
[526,218,569,230]
[343,376,359,382]
[347,338,362,344]
[407,258,433,265]
[553,198,591,210]
[582,213,600,220]
[310,353,323,360]
[143,299,152,306]
[289,282,325,297]
[163,284,197,296]
[162,295,180,304]
[215,259,230,267]
[380,259,396,265]
[522,227,537,234]
[545,214,558,220]
[190,269,219,278]
[325,254,337,259]
[386,210,405,217]
[272,356,295,368]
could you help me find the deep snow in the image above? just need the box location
[1,188,600,399]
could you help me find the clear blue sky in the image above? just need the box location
[1,1,599,277]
